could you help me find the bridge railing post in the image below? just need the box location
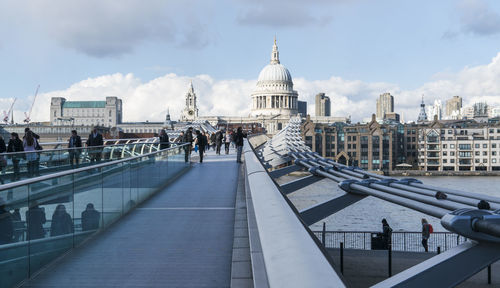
[322,222,326,246]
[488,265,491,285]
[388,243,392,277]
[340,242,344,275]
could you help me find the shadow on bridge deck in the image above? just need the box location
[21,150,241,287]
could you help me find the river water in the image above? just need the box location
[282,176,500,232]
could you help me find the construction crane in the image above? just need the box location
[24,84,39,124]
[3,98,17,125]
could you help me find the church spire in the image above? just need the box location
[270,36,280,64]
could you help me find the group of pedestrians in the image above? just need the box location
[378,218,433,252]
[179,127,247,163]
[0,128,43,181]
[0,197,101,245]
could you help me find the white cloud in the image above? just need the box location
[8,0,214,57]
[10,51,500,124]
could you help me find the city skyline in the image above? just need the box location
[2,0,500,123]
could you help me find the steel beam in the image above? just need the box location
[299,193,366,226]
[269,165,303,178]
[372,241,500,288]
[280,175,323,195]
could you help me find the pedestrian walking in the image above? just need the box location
[234,127,247,163]
[68,130,82,168]
[24,128,41,176]
[421,218,431,252]
[7,132,24,181]
[210,132,216,151]
[183,127,194,162]
[215,130,223,155]
[86,126,103,164]
[23,131,39,177]
[0,135,6,184]
[194,130,206,163]
[159,129,170,150]
[224,131,231,154]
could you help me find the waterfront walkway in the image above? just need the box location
[22,149,241,287]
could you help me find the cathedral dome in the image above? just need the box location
[257,63,292,83]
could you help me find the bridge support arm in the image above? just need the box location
[299,193,366,226]
[372,241,500,288]
[280,175,322,195]
[269,165,303,178]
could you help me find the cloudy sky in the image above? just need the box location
[2,0,500,123]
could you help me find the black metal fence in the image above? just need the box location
[313,231,468,253]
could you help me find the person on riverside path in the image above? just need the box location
[421,218,431,252]
[68,130,82,168]
[381,218,392,249]
[234,127,247,163]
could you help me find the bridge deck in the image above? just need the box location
[22,150,240,287]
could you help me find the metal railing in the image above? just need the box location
[0,143,190,288]
[313,231,467,253]
[0,141,178,185]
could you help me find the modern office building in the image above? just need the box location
[298,100,307,116]
[376,92,394,120]
[315,93,331,116]
[50,96,122,127]
[445,96,462,119]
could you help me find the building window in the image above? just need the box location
[475,151,480,156]
[483,144,488,148]
[450,159,455,163]
[448,130,452,134]
[493,159,497,163]
[443,151,447,156]
[493,144,497,148]
[483,151,488,156]
[475,144,480,148]
[475,159,480,163]
[450,151,455,156]
[443,159,447,163]
[443,144,447,149]
[493,151,497,156]
[450,144,455,149]
[484,159,488,163]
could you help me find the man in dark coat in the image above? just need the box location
[234,127,247,163]
[7,132,24,181]
[26,203,46,240]
[0,198,13,244]
[183,127,194,162]
[195,130,206,163]
[82,203,101,231]
[86,127,104,163]
[68,130,82,168]
[215,130,223,155]
[159,129,170,150]
[210,132,216,151]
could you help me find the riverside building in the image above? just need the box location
[418,118,500,171]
